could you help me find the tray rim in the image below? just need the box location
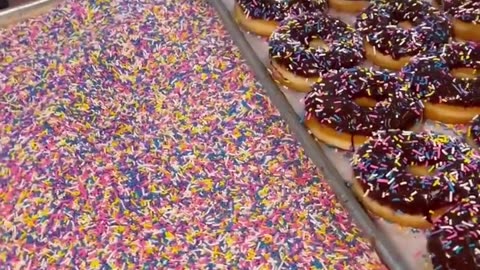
[207,1,410,269]
[0,0,62,28]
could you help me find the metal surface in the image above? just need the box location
[208,1,409,269]
[0,0,61,27]
[0,0,409,268]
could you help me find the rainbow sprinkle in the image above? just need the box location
[0,0,383,268]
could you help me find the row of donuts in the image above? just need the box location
[266,0,479,94]
[233,1,480,268]
[235,0,480,42]
[301,65,480,267]
[257,0,479,152]
[295,3,480,267]
[302,41,480,152]
[346,87,480,269]
[297,40,480,269]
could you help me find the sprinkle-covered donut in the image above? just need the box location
[352,130,480,228]
[234,0,328,37]
[355,0,452,70]
[402,42,480,124]
[427,195,480,269]
[269,13,365,92]
[467,114,480,148]
[434,0,480,42]
[328,0,370,13]
[304,68,423,150]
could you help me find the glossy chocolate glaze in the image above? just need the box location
[355,0,452,59]
[428,195,480,270]
[304,68,422,136]
[352,130,479,216]
[402,42,480,106]
[435,0,480,24]
[269,13,365,77]
[236,0,328,21]
[353,130,480,269]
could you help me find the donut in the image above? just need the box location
[269,13,365,92]
[402,42,480,124]
[434,0,480,42]
[351,130,480,229]
[355,0,452,70]
[467,114,480,148]
[328,0,369,13]
[234,0,328,37]
[304,67,423,150]
[427,195,480,269]
[0,0,8,10]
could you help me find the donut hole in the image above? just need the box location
[398,21,414,30]
[407,164,437,177]
[309,38,330,51]
[354,97,377,108]
[450,67,479,79]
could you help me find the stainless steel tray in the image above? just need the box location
[208,1,410,269]
[0,1,410,269]
[0,0,61,28]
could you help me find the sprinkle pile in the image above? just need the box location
[0,0,383,268]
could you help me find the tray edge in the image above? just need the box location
[207,1,410,269]
[0,0,62,28]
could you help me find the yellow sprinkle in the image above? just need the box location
[165,231,175,241]
[246,248,256,261]
[90,259,101,269]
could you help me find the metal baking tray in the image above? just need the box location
[0,1,419,269]
[208,1,414,269]
[0,0,61,28]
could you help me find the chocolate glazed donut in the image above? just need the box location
[427,194,480,269]
[234,0,328,36]
[269,13,365,92]
[352,130,480,228]
[328,0,370,13]
[401,42,480,124]
[434,0,480,42]
[355,0,452,70]
[304,67,423,150]
[352,130,480,269]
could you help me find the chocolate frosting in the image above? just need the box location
[436,0,480,24]
[402,42,480,106]
[427,195,480,270]
[353,130,480,269]
[355,0,452,59]
[304,68,423,136]
[352,130,479,215]
[236,0,328,21]
[269,13,365,77]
